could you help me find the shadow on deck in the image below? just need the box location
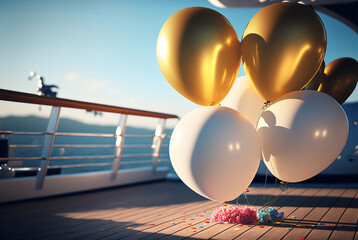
[0,181,357,240]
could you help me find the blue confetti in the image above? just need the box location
[203,211,206,213]
[286,228,292,230]
[291,216,296,219]
[317,223,324,225]
[195,215,199,216]
[198,226,204,228]
[209,212,212,214]
[171,223,176,225]
[256,207,284,223]
[209,216,211,218]
[189,218,195,220]
[219,222,224,224]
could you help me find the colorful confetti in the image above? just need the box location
[99,229,106,231]
[299,237,306,240]
[171,223,176,225]
[219,222,224,224]
[126,227,132,230]
[317,222,324,225]
[259,225,264,228]
[286,228,292,230]
[198,226,204,228]
[107,219,112,221]
[256,207,284,223]
[234,228,240,231]
[248,225,254,227]
[291,216,296,219]
[149,223,156,225]
[191,227,196,229]
[211,205,258,224]
[192,230,196,232]
[189,218,195,220]
[203,211,207,213]
[195,214,199,216]
[205,221,210,223]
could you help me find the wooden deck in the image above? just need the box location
[0,180,357,240]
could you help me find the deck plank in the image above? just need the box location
[329,190,358,240]
[236,187,323,240]
[0,181,357,240]
[207,187,306,240]
[279,188,345,240]
[306,189,357,240]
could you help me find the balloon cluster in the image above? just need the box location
[157,3,354,202]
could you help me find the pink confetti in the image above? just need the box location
[107,219,112,221]
[191,227,196,229]
[299,237,306,240]
[211,205,258,224]
[248,225,254,227]
[205,221,210,223]
[260,225,264,228]
[157,214,162,216]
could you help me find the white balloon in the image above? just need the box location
[170,106,261,202]
[257,90,349,183]
[221,75,265,127]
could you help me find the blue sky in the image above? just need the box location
[0,0,357,128]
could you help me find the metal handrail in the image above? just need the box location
[0,88,177,190]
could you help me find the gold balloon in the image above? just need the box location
[157,7,241,106]
[318,58,358,104]
[304,60,326,90]
[242,2,326,102]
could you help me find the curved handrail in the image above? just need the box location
[0,89,178,119]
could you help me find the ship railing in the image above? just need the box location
[0,89,178,191]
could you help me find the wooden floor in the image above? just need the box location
[0,181,357,240]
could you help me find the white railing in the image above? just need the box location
[0,89,178,194]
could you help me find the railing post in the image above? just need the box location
[111,114,128,180]
[152,118,166,173]
[36,106,61,190]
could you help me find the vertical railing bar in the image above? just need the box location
[152,118,166,173]
[110,114,128,180]
[35,106,61,190]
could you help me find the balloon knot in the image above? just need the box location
[262,101,272,110]
[279,181,289,191]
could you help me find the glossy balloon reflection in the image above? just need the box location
[170,107,261,202]
[257,91,348,183]
[318,58,358,104]
[242,2,326,101]
[304,61,326,91]
[157,7,241,106]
